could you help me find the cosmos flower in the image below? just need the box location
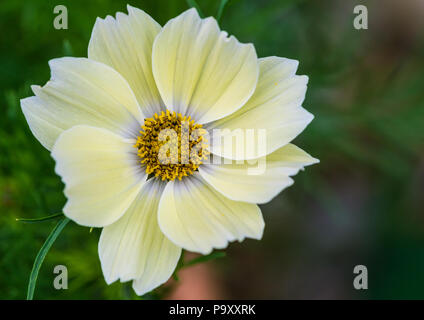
[20,6,318,295]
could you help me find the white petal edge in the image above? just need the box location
[158,173,264,254]
[21,57,143,151]
[88,5,163,117]
[51,125,146,227]
[99,178,181,295]
[152,8,259,124]
[199,144,319,204]
[207,56,313,160]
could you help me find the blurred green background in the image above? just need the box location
[1,0,424,299]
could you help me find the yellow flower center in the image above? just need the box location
[135,110,209,181]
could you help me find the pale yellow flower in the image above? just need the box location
[20,6,318,295]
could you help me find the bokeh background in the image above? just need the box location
[1,0,424,299]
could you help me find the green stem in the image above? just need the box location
[16,213,64,223]
[27,217,69,300]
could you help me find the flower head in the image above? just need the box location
[135,110,209,181]
[21,6,318,295]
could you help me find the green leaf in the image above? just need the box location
[186,0,204,18]
[27,217,70,300]
[184,251,226,268]
[16,213,64,224]
[216,0,229,21]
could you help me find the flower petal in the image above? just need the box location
[99,178,181,295]
[51,125,146,227]
[21,57,143,150]
[88,5,163,116]
[207,56,313,160]
[199,144,319,204]
[158,173,264,254]
[152,8,258,124]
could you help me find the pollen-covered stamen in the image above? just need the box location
[135,110,209,181]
